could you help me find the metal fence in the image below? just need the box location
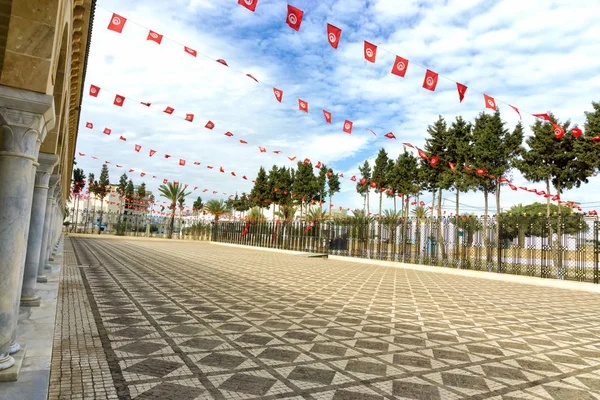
[211,216,600,283]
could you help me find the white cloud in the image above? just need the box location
[75,0,600,215]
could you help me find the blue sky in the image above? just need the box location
[76,0,600,214]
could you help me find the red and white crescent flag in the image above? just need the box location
[343,120,353,134]
[327,24,341,48]
[422,70,438,91]
[391,56,409,77]
[219,166,225,173]
[417,149,429,160]
[134,144,141,152]
[457,83,467,103]
[179,159,186,166]
[224,132,234,137]
[193,186,198,191]
[303,158,310,164]
[359,178,366,185]
[273,150,281,154]
[366,128,377,136]
[509,184,517,191]
[147,30,163,44]
[240,140,248,144]
[242,175,247,180]
[149,149,156,157]
[185,114,194,122]
[107,13,127,33]
[164,154,171,158]
[238,0,258,12]
[323,110,332,123]
[553,123,565,139]
[164,106,174,114]
[315,161,322,169]
[510,105,522,119]
[371,181,377,188]
[205,121,215,130]
[119,135,126,141]
[163,179,168,184]
[231,171,236,176]
[140,173,146,177]
[351,176,357,182]
[141,101,151,107]
[207,166,213,169]
[193,161,200,165]
[128,169,134,172]
[484,94,497,111]
[216,59,228,66]
[259,146,266,153]
[91,156,98,160]
[298,99,308,112]
[533,113,551,121]
[430,156,439,167]
[184,46,197,57]
[364,41,377,63]
[403,142,414,148]
[476,168,486,175]
[286,4,304,31]
[449,162,456,173]
[288,156,296,161]
[273,88,283,102]
[86,122,93,129]
[113,94,125,106]
[78,152,85,156]
[384,132,396,139]
[89,84,100,97]
[571,128,583,137]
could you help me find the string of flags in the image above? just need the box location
[101,7,600,144]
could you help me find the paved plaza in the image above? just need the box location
[49,236,600,399]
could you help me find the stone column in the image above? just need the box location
[37,177,59,282]
[20,153,58,306]
[0,87,53,371]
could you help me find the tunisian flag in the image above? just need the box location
[286,4,304,31]
[384,132,396,139]
[179,159,186,166]
[134,144,141,152]
[89,85,100,97]
[323,110,332,123]
[86,122,93,129]
[147,30,163,44]
[391,56,409,77]
[422,70,438,91]
[484,94,497,111]
[298,99,308,112]
[238,0,258,12]
[457,83,467,103]
[553,124,565,139]
[364,41,377,63]
[343,120,353,134]
[273,88,283,102]
[113,94,125,106]
[327,24,341,48]
[107,13,127,33]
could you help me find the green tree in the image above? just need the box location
[96,164,110,234]
[249,166,270,212]
[372,148,390,217]
[422,116,449,220]
[393,150,421,219]
[316,164,328,206]
[445,116,474,216]
[357,160,372,213]
[580,102,600,174]
[205,199,228,222]
[71,168,85,232]
[327,168,341,217]
[293,161,317,218]
[158,182,191,238]
[137,182,146,200]
[193,196,204,214]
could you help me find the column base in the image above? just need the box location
[49,257,55,261]
[9,343,21,355]
[20,295,41,307]
[0,355,15,371]
[37,275,48,283]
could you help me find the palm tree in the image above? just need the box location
[204,199,228,222]
[247,207,266,222]
[411,206,430,221]
[274,205,297,222]
[158,182,190,239]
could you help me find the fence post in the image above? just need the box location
[595,221,599,284]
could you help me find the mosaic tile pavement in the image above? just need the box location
[52,236,600,399]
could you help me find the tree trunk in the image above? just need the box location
[393,195,397,216]
[455,189,460,265]
[329,191,332,219]
[437,188,446,261]
[168,203,176,239]
[483,188,491,269]
[97,199,104,234]
[546,178,551,217]
[495,181,501,270]
[366,190,370,215]
[555,182,564,278]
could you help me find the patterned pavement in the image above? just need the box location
[51,236,600,399]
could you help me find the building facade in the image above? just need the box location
[0,0,93,377]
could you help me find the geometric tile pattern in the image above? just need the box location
[53,236,600,399]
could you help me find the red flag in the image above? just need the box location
[163,179,168,184]
[78,152,85,156]
[509,184,517,191]
[179,159,186,166]
[273,150,281,154]
[422,70,438,91]
[351,176,357,182]
[303,158,310,165]
[259,147,266,153]
[128,169,135,172]
[430,156,439,167]
[141,101,151,107]
[147,30,163,44]
[240,139,248,144]
[360,178,366,185]
[571,128,583,138]
[185,114,194,122]
[364,41,377,63]
[149,149,156,157]
[86,122,93,129]
[242,175,247,180]
[193,161,200,165]
[384,132,396,139]
[553,123,565,139]
[205,121,215,129]
[327,24,341,48]
[164,106,174,114]
[592,136,600,143]
[510,105,522,120]
[219,166,225,173]
[448,162,456,173]
[216,59,228,66]
[113,94,125,106]
[403,142,414,148]
[484,94,497,111]
[238,0,258,12]
[456,83,467,103]
[315,161,322,169]
[273,88,283,102]
[366,128,377,136]
[89,84,100,97]
[184,46,197,57]
[417,149,429,160]
[391,56,409,77]
[224,132,234,137]
[231,172,236,177]
[298,99,308,112]
[533,113,551,121]
[134,144,141,152]
[286,4,304,31]
[323,110,332,123]
[371,181,377,189]
[327,171,332,177]
[343,120,353,134]
[499,178,510,183]
[476,168,486,175]
[119,135,126,141]
[107,13,127,33]
[246,74,258,82]
[207,166,213,169]
[164,154,171,158]
[288,156,296,161]
[115,165,122,168]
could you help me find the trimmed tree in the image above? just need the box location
[96,164,110,234]
[357,160,372,213]
[327,169,341,218]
